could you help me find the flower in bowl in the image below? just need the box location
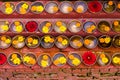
[41,35,55,48]
[39,21,53,33]
[0,35,11,49]
[12,35,25,49]
[16,1,30,14]
[98,35,112,48]
[10,21,24,33]
[59,1,73,14]
[8,52,22,66]
[26,35,40,48]
[112,20,120,32]
[98,21,111,33]
[83,21,96,34]
[68,53,82,67]
[53,53,67,67]
[31,1,44,14]
[112,35,120,48]
[112,53,120,66]
[84,35,98,49]
[82,51,97,66]
[0,21,9,33]
[38,54,52,68]
[55,35,69,49]
[1,2,15,14]
[0,53,7,66]
[68,20,82,33]
[23,53,36,66]
[103,1,116,13]
[97,52,111,66]
[45,1,59,14]
[70,35,83,49]
[54,21,67,33]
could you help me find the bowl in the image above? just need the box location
[68,52,82,67]
[10,21,24,33]
[54,20,67,33]
[53,52,67,67]
[83,21,97,34]
[0,35,11,49]
[112,53,120,66]
[68,20,82,33]
[103,1,116,13]
[25,35,40,48]
[45,1,59,14]
[0,21,9,33]
[8,52,22,66]
[12,35,25,49]
[39,21,53,33]
[1,2,15,14]
[83,35,98,49]
[38,54,52,68]
[112,35,120,48]
[16,1,30,14]
[41,35,55,48]
[59,1,73,14]
[74,1,87,13]
[112,20,120,32]
[97,20,111,33]
[70,35,83,49]
[98,35,112,48]
[31,1,44,14]
[55,35,69,49]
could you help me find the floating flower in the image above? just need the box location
[0,53,7,65]
[0,21,9,33]
[82,51,96,66]
[26,35,39,48]
[61,39,68,46]
[112,20,120,32]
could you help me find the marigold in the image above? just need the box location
[12,40,18,45]
[72,58,81,66]
[68,55,75,60]
[76,22,81,27]
[56,21,62,27]
[37,6,44,12]
[84,39,90,45]
[104,26,110,32]
[100,53,106,59]
[114,21,119,26]
[58,37,63,42]
[1,25,9,31]
[45,22,51,27]
[31,6,37,11]
[43,55,48,60]
[58,57,66,64]
[32,39,38,45]
[53,6,58,12]
[1,36,6,41]
[42,26,49,33]
[27,37,33,43]
[41,60,48,67]
[118,3,120,9]
[14,21,20,26]
[21,3,29,9]
[5,39,11,44]
[102,57,108,64]
[11,54,17,59]
[59,26,67,32]
[76,7,83,13]
[108,1,113,6]
[113,57,120,64]
[5,7,13,14]
[99,38,105,43]
[67,6,73,12]
[16,25,23,32]
[62,39,68,45]
[5,2,11,8]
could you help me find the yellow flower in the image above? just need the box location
[44,36,51,43]
[23,56,30,63]
[42,26,49,33]
[5,7,13,14]
[36,6,44,12]
[16,25,23,32]
[62,39,68,45]
[21,3,29,9]
[104,37,111,44]
[102,57,108,64]
[41,60,48,67]
[5,39,11,44]
[13,58,21,65]
[113,57,120,64]
[58,57,66,64]
[18,36,24,42]
[1,25,9,31]
[59,26,67,32]
[32,39,38,45]
[72,58,81,66]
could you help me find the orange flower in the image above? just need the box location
[104,26,110,32]
[84,39,90,45]
[27,37,33,43]
[54,59,59,65]
[12,40,18,45]
[53,6,58,12]
[58,36,63,42]
[49,38,54,43]
[11,54,17,59]
[45,22,51,27]
[87,28,92,33]
[56,21,62,27]
[114,21,119,26]
[76,22,81,27]
[99,38,105,43]
[5,2,11,8]
[68,55,75,60]
[68,6,73,12]
[14,21,20,26]
[100,53,106,59]
[31,6,37,11]
[1,36,6,41]
[43,55,48,60]
[108,1,113,6]
[118,3,120,9]
[30,57,36,64]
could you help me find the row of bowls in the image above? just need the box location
[0,1,120,15]
[0,35,120,49]
[0,51,120,67]
[0,20,120,33]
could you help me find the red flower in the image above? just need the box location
[0,53,7,65]
[82,51,96,65]
[88,1,102,13]
[25,21,38,32]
